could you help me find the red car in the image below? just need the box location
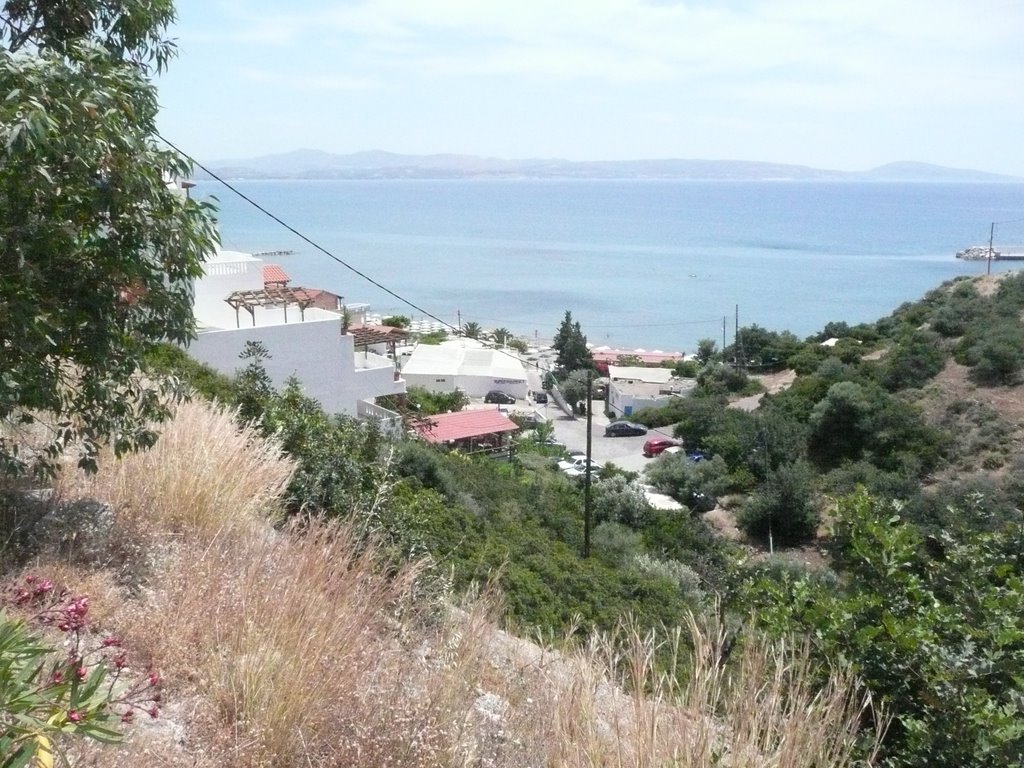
[642,437,680,457]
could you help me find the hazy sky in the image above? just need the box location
[157,0,1024,175]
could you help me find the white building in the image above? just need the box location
[401,338,528,398]
[187,249,405,419]
[606,365,695,419]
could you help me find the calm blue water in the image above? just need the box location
[194,179,1024,352]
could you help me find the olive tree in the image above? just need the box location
[0,1,218,475]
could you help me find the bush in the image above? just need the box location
[0,581,161,765]
[696,363,760,396]
[646,454,729,510]
[738,461,819,545]
[748,490,1024,766]
[592,476,652,528]
[876,330,946,391]
[967,330,1024,386]
[591,522,645,566]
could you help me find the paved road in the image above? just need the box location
[481,344,663,475]
[544,404,652,474]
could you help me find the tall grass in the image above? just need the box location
[508,614,884,768]
[55,398,293,544]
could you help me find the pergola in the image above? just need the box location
[224,286,322,327]
[348,323,411,356]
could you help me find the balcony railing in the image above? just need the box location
[357,400,403,436]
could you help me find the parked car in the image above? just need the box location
[663,446,709,462]
[484,390,516,404]
[642,437,680,457]
[604,421,648,437]
[519,412,546,428]
[532,390,548,404]
[557,455,601,471]
[558,456,603,477]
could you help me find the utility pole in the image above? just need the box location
[722,316,727,357]
[457,309,462,331]
[583,372,593,559]
[734,304,745,370]
[988,222,995,276]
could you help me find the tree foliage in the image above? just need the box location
[737,460,818,544]
[746,490,1024,766]
[0,1,217,476]
[558,368,594,414]
[489,327,513,345]
[552,311,593,377]
[403,385,468,416]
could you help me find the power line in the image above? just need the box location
[161,134,731,354]
[158,133,465,340]
[160,136,719,451]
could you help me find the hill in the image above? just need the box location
[199,150,1020,182]
[5,270,1024,766]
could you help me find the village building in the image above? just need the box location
[187,249,405,425]
[589,345,685,376]
[410,409,520,455]
[400,338,528,399]
[606,365,696,418]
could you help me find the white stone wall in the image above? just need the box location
[188,317,403,416]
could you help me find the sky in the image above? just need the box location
[157,0,1024,176]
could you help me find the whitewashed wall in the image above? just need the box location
[188,317,403,416]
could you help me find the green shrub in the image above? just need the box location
[738,460,819,545]
[144,343,237,404]
[967,329,1024,386]
[591,522,644,566]
[645,453,729,509]
[747,490,1024,767]
[876,330,946,391]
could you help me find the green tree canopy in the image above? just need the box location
[746,490,1024,766]
[552,310,593,377]
[0,0,218,475]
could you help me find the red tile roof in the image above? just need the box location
[414,409,518,444]
[262,264,290,285]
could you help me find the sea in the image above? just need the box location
[192,179,1024,353]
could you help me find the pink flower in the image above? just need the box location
[67,710,83,723]
[121,711,134,724]
[147,670,161,687]
[147,706,159,719]
[112,653,128,670]
[57,597,90,632]
[101,635,121,647]
[76,667,88,681]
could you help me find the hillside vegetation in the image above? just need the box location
[3,271,1024,767]
[0,399,874,767]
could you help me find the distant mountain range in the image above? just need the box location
[197,150,1020,182]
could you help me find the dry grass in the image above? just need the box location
[490,614,883,768]
[19,398,881,768]
[54,398,294,546]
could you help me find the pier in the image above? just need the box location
[956,245,1024,261]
